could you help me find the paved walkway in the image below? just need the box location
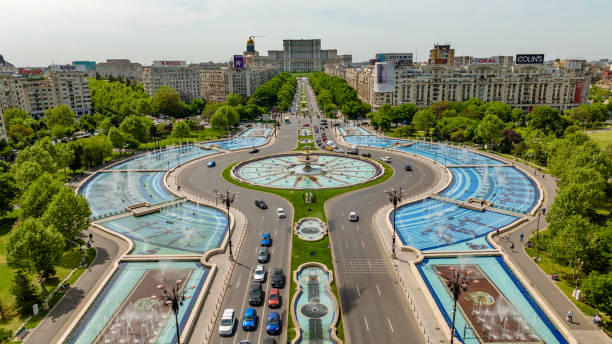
[24,227,129,344]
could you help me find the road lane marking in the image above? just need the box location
[364,316,370,331]
[387,317,394,333]
[376,284,381,295]
[356,284,360,296]
[341,224,344,231]
[368,259,372,268]
[361,240,365,248]
[367,200,375,205]
[345,241,348,249]
[356,224,360,232]
[236,272,242,288]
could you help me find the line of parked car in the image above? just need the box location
[218,201,287,343]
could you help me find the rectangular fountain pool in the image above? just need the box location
[418,256,568,344]
[239,127,273,137]
[337,126,374,136]
[109,145,217,171]
[64,261,209,344]
[393,142,504,166]
[100,202,228,255]
[343,135,405,148]
[80,172,177,219]
[200,136,268,150]
[392,198,519,251]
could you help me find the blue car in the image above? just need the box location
[266,312,281,335]
[261,232,272,247]
[207,161,216,168]
[242,308,257,331]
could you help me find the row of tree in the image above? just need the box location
[308,72,370,119]
[249,72,297,111]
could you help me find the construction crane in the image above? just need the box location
[249,35,264,41]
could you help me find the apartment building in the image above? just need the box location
[326,57,592,112]
[201,64,280,102]
[96,59,143,82]
[143,61,202,101]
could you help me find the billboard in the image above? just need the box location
[470,57,498,65]
[374,62,395,93]
[153,61,186,68]
[429,58,447,64]
[233,55,244,69]
[574,82,584,103]
[18,68,42,76]
[516,54,544,64]
[49,64,86,72]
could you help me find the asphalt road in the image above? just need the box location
[179,118,300,344]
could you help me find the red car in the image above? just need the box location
[303,124,310,127]
[268,288,281,308]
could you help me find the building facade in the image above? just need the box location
[96,59,143,82]
[1,63,92,123]
[143,61,202,101]
[200,64,280,102]
[326,59,592,112]
[429,44,455,66]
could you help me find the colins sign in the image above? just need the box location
[516,54,544,64]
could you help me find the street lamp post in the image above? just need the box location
[153,280,195,344]
[437,267,479,344]
[215,189,238,260]
[535,208,542,261]
[385,188,405,258]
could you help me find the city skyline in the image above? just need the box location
[1,0,611,66]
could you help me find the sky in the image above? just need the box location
[1,0,611,67]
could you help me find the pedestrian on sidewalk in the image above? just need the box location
[567,310,573,323]
[505,234,510,241]
[520,233,524,242]
[510,241,515,250]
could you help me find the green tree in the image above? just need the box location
[393,103,418,126]
[78,114,97,133]
[152,86,186,117]
[8,124,34,142]
[483,101,512,122]
[68,141,84,173]
[119,115,152,143]
[0,172,18,215]
[476,113,504,145]
[588,102,609,123]
[412,109,436,132]
[2,108,30,127]
[20,174,61,218]
[41,186,91,241]
[99,117,114,135]
[211,106,239,129]
[54,142,74,179]
[172,120,191,138]
[210,111,229,130]
[80,135,113,167]
[14,160,42,191]
[10,270,41,316]
[226,93,246,106]
[15,143,55,173]
[7,218,65,297]
[107,127,125,150]
[580,271,612,314]
[548,215,591,278]
[526,106,571,137]
[45,104,76,129]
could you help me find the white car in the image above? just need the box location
[253,264,266,282]
[349,212,359,222]
[218,308,235,336]
[277,208,286,218]
[380,156,392,163]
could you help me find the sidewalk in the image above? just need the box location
[24,226,129,344]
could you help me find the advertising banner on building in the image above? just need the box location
[153,61,186,68]
[49,64,86,72]
[374,61,395,93]
[428,58,448,64]
[516,54,544,64]
[18,68,42,76]
[574,82,584,103]
[233,55,244,69]
[470,57,498,65]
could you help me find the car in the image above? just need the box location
[239,341,253,344]
[347,148,359,155]
[241,308,257,330]
[268,288,282,308]
[405,164,412,171]
[361,152,371,157]
[258,247,270,263]
[333,123,340,126]
[219,308,236,336]
[249,148,260,154]
[333,148,345,153]
[261,232,272,246]
[253,265,266,282]
[266,312,282,335]
[270,268,285,288]
[349,211,359,222]
[248,283,264,306]
[246,123,253,128]
[255,200,268,209]
[303,124,310,127]
[277,208,286,218]
[380,156,392,163]
[207,161,216,167]
[325,146,334,151]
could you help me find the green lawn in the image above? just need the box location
[524,246,612,336]
[0,211,96,335]
[587,130,612,149]
[222,159,392,341]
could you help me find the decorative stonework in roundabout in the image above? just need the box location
[295,217,327,241]
[232,152,383,189]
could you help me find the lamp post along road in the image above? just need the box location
[385,188,405,258]
[215,189,238,260]
[535,208,542,261]
[152,279,195,344]
[437,267,479,344]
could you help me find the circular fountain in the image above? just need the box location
[233,152,383,189]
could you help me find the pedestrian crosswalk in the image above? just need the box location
[336,259,394,274]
